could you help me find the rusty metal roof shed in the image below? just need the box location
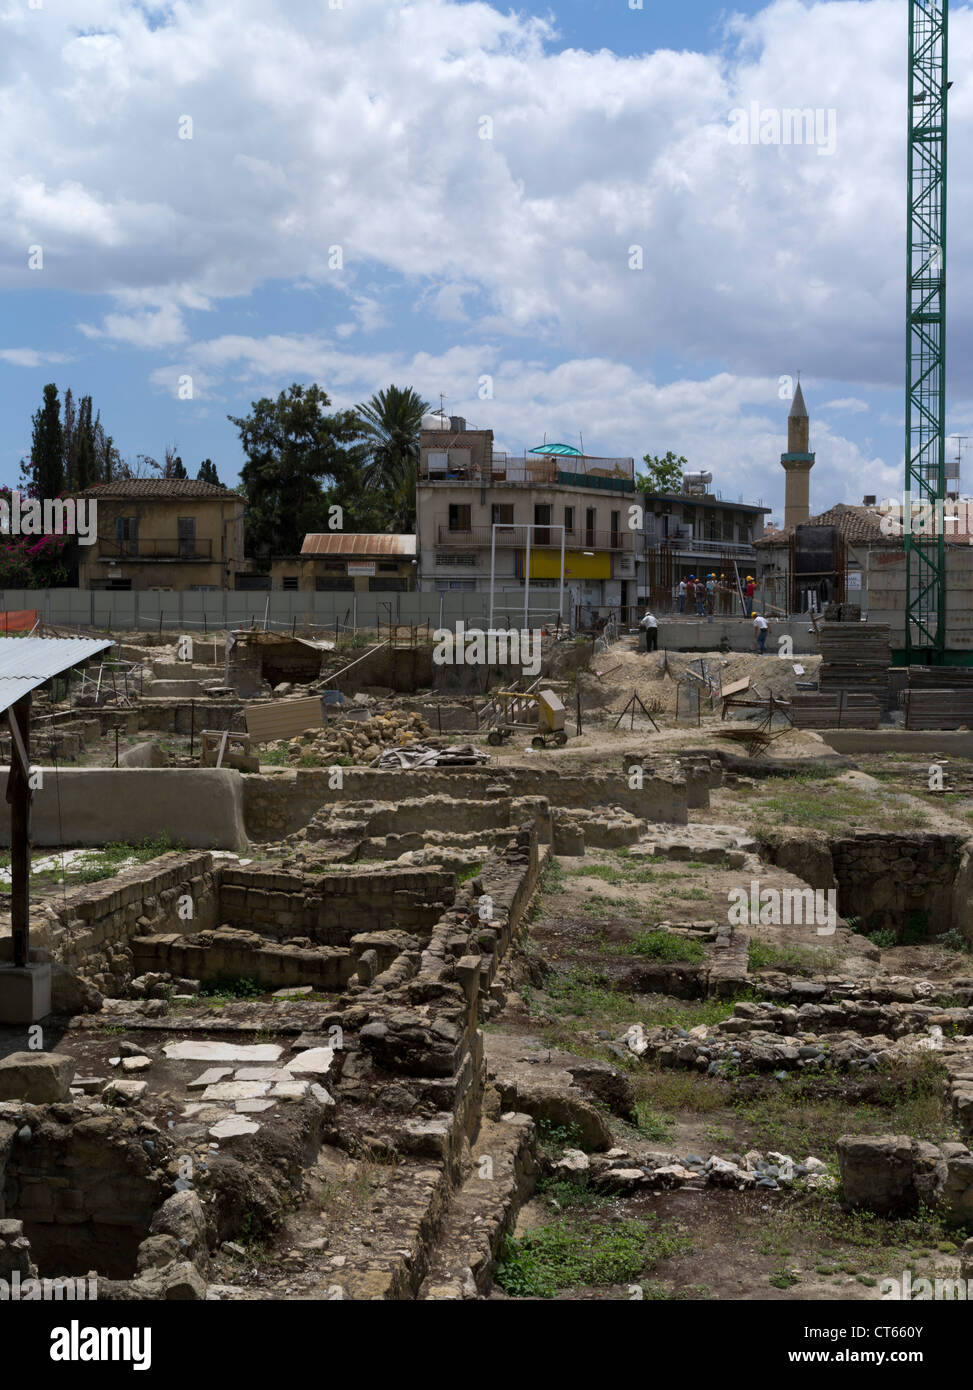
[300,533,417,558]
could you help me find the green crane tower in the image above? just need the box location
[905,0,948,665]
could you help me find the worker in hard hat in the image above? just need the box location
[639,607,658,652]
[753,611,769,654]
[744,575,755,601]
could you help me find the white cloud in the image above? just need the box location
[0,348,70,368]
[156,328,880,513]
[3,0,971,396]
[821,398,869,414]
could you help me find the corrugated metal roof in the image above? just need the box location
[0,637,114,716]
[300,533,417,557]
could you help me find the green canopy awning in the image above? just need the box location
[528,443,582,457]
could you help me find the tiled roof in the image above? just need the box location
[755,505,890,546]
[78,479,240,500]
[300,533,417,557]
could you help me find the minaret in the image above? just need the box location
[781,382,814,528]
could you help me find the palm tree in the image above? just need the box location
[354,385,429,532]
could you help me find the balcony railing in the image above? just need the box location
[420,454,634,491]
[643,537,756,554]
[436,524,631,551]
[98,537,214,560]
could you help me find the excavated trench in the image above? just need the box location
[761,828,973,942]
[2,1116,165,1278]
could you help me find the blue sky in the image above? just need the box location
[3,0,973,522]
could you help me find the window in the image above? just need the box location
[434,578,476,591]
[610,510,620,547]
[369,578,408,592]
[564,506,575,534]
[377,561,400,573]
[491,504,514,526]
[115,516,138,556]
[177,517,196,559]
[534,503,552,546]
[281,576,299,590]
[585,507,596,546]
[448,504,472,532]
[315,578,354,591]
[323,560,346,573]
[235,574,271,590]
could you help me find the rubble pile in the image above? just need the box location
[265,711,433,764]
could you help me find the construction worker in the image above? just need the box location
[705,573,716,614]
[677,577,687,614]
[745,575,755,601]
[753,611,769,655]
[639,608,658,652]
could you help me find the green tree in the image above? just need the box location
[228,383,362,557]
[197,458,221,485]
[22,383,65,497]
[170,455,188,479]
[636,451,687,495]
[354,384,429,532]
[74,396,97,491]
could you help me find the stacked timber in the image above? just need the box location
[908,666,973,691]
[818,623,891,706]
[903,690,973,730]
[791,693,882,729]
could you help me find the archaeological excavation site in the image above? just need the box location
[1,618,973,1313]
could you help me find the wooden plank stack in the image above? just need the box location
[818,623,891,705]
[903,689,973,730]
[908,666,973,691]
[791,693,882,729]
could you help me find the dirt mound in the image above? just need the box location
[579,639,821,715]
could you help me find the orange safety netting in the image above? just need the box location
[0,609,38,634]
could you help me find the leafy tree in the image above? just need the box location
[170,455,188,479]
[354,385,429,532]
[73,396,97,491]
[197,458,221,485]
[635,451,687,495]
[228,383,362,557]
[21,383,65,497]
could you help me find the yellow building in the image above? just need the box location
[269,534,417,593]
[77,479,245,591]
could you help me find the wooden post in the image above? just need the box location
[114,726,119,767]
[576,689,582,736]
[7,695,31,969]
[190,700,196,758]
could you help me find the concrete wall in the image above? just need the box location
[0,769,248,851]
[242,766,687,841]
[820,730,973,756]
[0,588,561,631]
[655,617,818,653]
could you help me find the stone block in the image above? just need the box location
[0,1051,73,1103]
